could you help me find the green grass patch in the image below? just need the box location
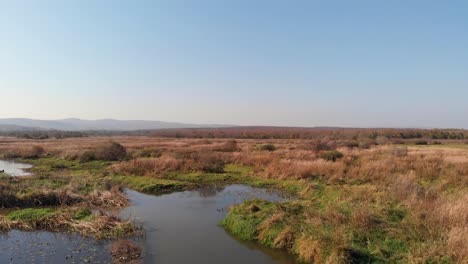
[111,175,193,194]
[6,208,55,221]
[221,199,277,240]
[73,208,94,221]
[167,164,306,196]
[26,157,110,176]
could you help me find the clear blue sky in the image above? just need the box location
[1,0,467,128]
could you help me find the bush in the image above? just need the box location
[310,141,334,152]
[415,140,428,145]
[345,141,359,148]
[80,151,96,163]
[190,151,226,173]
[255,144,276,151]
[358,140,374,149]
[31,145,45,158]
[95,142,127,161]
[320,150,344,162]
[80,142,127,162]
[215,140,239,152]
[135,148,163,158]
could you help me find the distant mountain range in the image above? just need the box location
[0,118,233,131]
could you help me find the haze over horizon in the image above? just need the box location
[1,1,467,128]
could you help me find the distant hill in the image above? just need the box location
[0,124,42,131]
[0,118,233,131]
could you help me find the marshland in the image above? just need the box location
[3,1,467,263]
[0,128,466,263]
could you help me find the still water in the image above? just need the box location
[0,184,298,264]
[0,231,112,263]
[121,184,299,264]
[0,160,32,176]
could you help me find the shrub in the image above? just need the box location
[255,144,276,151]
[310,141,334,152]
[358,140,375,149]
[95,142,127,161]
[320,151,344,162]
[345,141,359,148]
[415,140,428,145]
[135,147,163,158]
[189,151,226,173]
[30,145,46,158]
[215,139,239,152]
[79,142,127,162]
[80,151,96,163]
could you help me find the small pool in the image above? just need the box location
[0,184,299,263]
[0,160,32,176]
[121,184,299,264]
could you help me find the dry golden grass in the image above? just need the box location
[1,136,467,263]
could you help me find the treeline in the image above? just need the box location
[151,127,468,140]
[0,130,88,139]
[1,127,466,141]
[0,128,181,139]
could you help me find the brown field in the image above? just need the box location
[0,135,467,263]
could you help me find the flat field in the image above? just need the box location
[0,136,466,263]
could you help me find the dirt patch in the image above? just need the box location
[111,240,142,264]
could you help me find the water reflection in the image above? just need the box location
[0,159,32,176]
[0,184,299,264]
[121,184,299,264]
[197,185,225,197]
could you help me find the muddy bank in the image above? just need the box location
[0,230,113,263]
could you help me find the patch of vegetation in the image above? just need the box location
[73,208,94,220]
[25,157,110,175]
[221,196,415,264]
[1,207,140,240]
[6,208,55,221]
[221,199,278,240]
[111,175,193,194]
[79,142,127,162]
[134,147,163,158]
[254,144,276,151]
[214,139,239,152]
[0,165,126,208]
[111,240,142,264]
[320,150,344,161]
[414,140,429,145]
[0,136,466,263]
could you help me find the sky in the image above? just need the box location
[1,0,467,128]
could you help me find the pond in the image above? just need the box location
[121,184,299,264]
[0,184,299,263]
[0,159,32,176]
